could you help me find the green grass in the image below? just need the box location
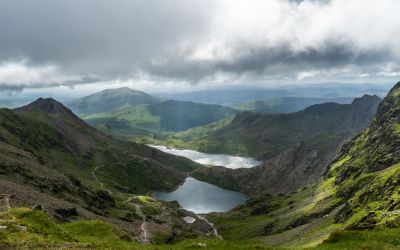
[1,207,399,249]
[84,105,161,137]
[81,100,237,140]
[0,208,273,249]
[313,228,400,250]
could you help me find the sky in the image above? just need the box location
[0,0,399,98]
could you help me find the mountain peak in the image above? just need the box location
[67,87,161,115]
[351,94,381,105]
[15,98,77,118]
[97,87,149,96]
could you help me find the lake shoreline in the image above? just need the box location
[147,144,262,169]
[154,177,247,214]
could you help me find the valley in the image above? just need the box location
[2,2,399,249]
[0,84,399,249]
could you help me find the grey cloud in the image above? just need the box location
[0,76,100,92]
[0,0,212,78]
[146,42,394,82]
[0,0,399,88]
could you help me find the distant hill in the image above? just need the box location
[70,88,239,138]
[67,87,161,115]
[232,97,354,113]
[147,100,238,131]
[156,83,390,105]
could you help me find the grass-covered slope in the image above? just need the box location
[83,99,238,138]
[206,82,400,249]
[0,208,272,250]
[327,82,400,230]
[67,87,161,116]
[0,98,202,216]
[1,88,399,249]
[0,98,220,244]
[67,87,238,139]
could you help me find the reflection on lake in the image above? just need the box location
[148,145,261,169]
[154,178,246,214]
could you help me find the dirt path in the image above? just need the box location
[135,204,150,244]
[123,197,150,244]
[196,215,223,240]
[91,165,113,195]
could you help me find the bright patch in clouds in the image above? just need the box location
[0,62,60,85]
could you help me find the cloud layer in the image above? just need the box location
[0,0,399,89]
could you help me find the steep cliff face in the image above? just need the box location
[326,82,400,229]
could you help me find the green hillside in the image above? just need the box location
[0,86,400,249]
[83,99,238,139]
[2,88,400,249]
[205,83,400,248]
[0,98,215,245]
[162,95,381,160]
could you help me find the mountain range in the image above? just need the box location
[206,82,400,249]
[170,95,381,195]
[232,96,355,113]
[156,83,390,105]
[67,88,238,139]
[1,83,400,249]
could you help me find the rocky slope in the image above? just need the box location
[0,98,213,243]
[206,82,400,248]
[179,95,382,194]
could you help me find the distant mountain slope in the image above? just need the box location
[232,97,354,113]
[67,87,161,115]
[147,100,238,131]
[164,95,382,194]
[206,82,400,248]
[83,99,238,138]
[156,83,390,105]
[166,95,381,159]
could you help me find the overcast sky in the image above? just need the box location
[0,0,399,96]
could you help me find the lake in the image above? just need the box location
[154,177,247,214]
[148,145,261,169]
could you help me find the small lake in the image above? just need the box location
[148,145,261,169]
[154,177,247,214]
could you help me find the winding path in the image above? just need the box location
[91,165,113,195]
[123,197,150,244]
[135,204,150,243]
[92,165,150,244]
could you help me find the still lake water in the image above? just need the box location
[149,145,260,213]
[148,145,261,169]
[154,177,247,214]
